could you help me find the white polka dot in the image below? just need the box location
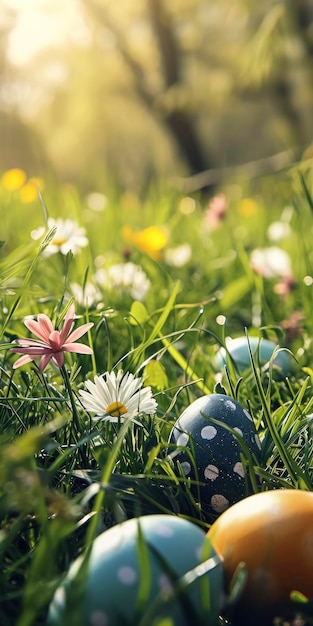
[176,432,189,447]
[195,545,205,561]
[255,434,262,449]
[211,494,229,513]
[201,425,217,440]
[181,461,191,476]
[90,611,108,626]
[54,586,65,608]
[158,573,173,594]
[233,461,245,478]
[243,409,253,421]
[224,400,236,411]
[233,427,243,438]
[117,565,137,585]
[204,464,219,481]
[155,524,174,538]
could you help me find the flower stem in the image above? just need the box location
[60,365,87,465]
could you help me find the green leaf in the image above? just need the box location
[135,520,151,613]
[130,280,181,367]
[229,562,247,602]
[217,276,251,311]
[302,366,313,381]
[290,590,309,604]
[298,170,313,213]
[143,360,168,390]
[129,301,150,325]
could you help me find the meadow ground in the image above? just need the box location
[0,166,313,625]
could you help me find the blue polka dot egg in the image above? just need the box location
[48,514,224,626]
[169,394,262,519]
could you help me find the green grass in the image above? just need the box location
[0,166,313,625]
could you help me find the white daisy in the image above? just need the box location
[95,262,151,301]
[31,218,88,256]
[79,370,157,423]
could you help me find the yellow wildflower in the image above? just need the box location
[19,178,44,204]
[238,198,259,217]
[2,168,27,191]
[122,225,168,260]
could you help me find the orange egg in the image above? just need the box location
[207,489,313,626]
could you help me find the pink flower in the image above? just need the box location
[11,304,93,371]
[204,194,228,229]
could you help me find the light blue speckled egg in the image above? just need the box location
[48,514,224,626]
[215,336,292,376]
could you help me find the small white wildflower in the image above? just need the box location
[79,370,157,424]
[86,192,107,212]
[70,282,102,308]
[250,246,292,279]
[267,221,291,241]
[164,243,192,267]
[95,262,151,301]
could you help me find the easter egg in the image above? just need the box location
[215,336,292,376]
[48,514,223,626]
[208,489,313,626]
[168,394,262,519]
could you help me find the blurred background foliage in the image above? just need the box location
[1,0,313,192]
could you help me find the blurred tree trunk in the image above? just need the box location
[279,0,313,146]
[148,0,208,173]
[293,0,313,56]
[239,0,313,151]
[87,0,211,178]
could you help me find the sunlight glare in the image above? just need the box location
[4,0,90,66]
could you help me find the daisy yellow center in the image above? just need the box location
[106,401,127,417]
[53,236,68,246]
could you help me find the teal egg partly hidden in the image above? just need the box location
[215,336,292,376]
[48,514,223,626]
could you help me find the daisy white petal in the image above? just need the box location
[79,370,157,424]
[31,218,88,257]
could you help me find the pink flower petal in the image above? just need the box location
[51,352,64,368]
[65,322,94,344]
[39,353,54,371]
[66,303,76,321]
[25,314,54,341]
[48,330,62,351]
[59,304,75,343]
[13,354,35,369]
[14,338,47,348]
[63,343,93,354]
[11,346,52,355]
